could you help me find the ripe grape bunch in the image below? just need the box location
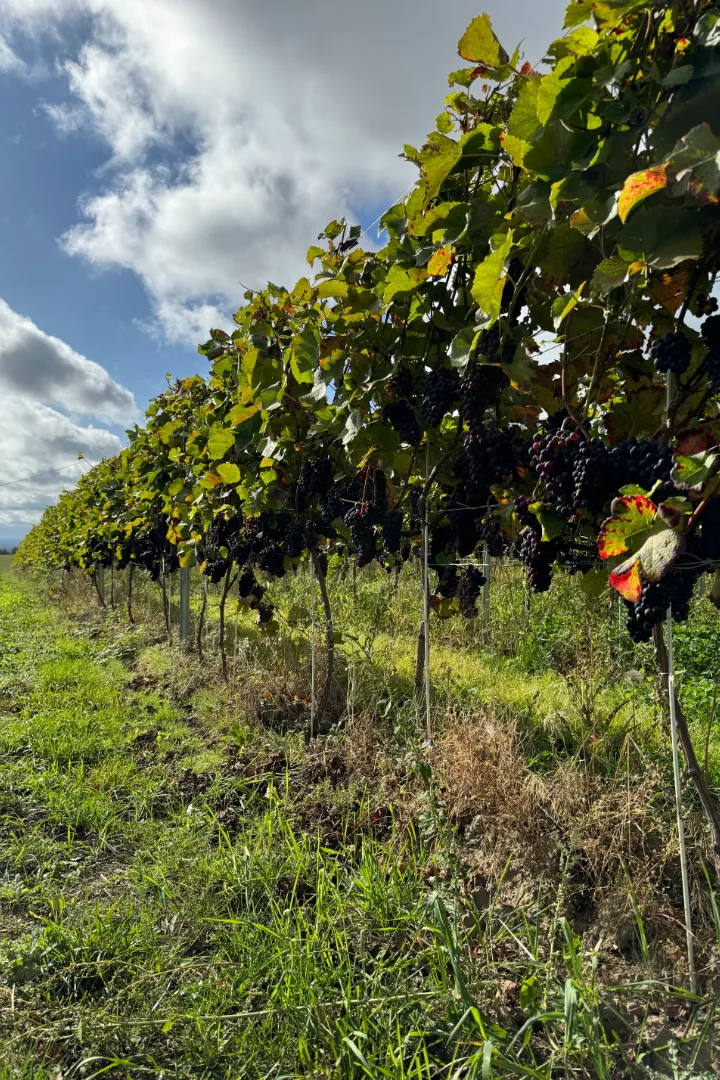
[383,401,421,445]
[457,566,487,617]
[300,457,333,496]
[345,503,377,566]
[624,561,701,643]
[516,526,556,593]
[381,509,404,555]
[421,366,460,427]
[386,367,414,401]
[256,543,285,578]
[530,429,582,517]
[462,429,518,491]
[460,364,509,434]
[650,331,691,376]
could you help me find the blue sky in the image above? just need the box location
[0,0,566,539]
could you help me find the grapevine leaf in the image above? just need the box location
[666,123,720,205]
[457,15,508,67]
[529,502,565,542]
[448,325,482,370]
[617,166,667,223]
[592,256,631,293]
[230,403,259,427]
[216,463,241,484]
[470,232,513,326]
[508,78,542,142]
[500,134,529,166]
[638,527,684,584]
[671,450,720,492]
[563,0,594,29]
[427,246,453,276]
[383,266,428,303]
[598,494,656,560]
[207,426,235,461]
[317,281,350,299]
[580,565,609,597]
[609,557,643,602]
[412,132,462,207]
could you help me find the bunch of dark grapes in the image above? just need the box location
[283,526,305,559]
[694,292,718,317]
[514,496,539,530]
[572,438,614,514]
[476,515,506,557]
[345,503,377,566]
[421,366,460,427]
[300,457,333,495]
[238,568,262,600]
[319,485,345,523]
[624,561,701,643]
[458,566,487,617]
[530,430,582,517]
[516,527,556,593]
[650,331,691,376]
[383,402,421,445]
[203,557,229,584]
[462,429,518,489]
[256,543,285,578]
[460,364,509,433]
[381,509,403,554]
[386,368,414,400]
[607,439,675,500]
[256,603,274,625]
[436,567,459,598]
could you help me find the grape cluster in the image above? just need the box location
[624,562,701,643]
[256,543,285,578]
[607,439,675,500]
[650,331,691,376]
[694,293,718,317]
[345,503,377,566]
[516,527,556,593]
[203,557,230,584]
[572,438,616,513]
[462,430,518,491]
[475,515,506,557]
[386,368,414,400]
[421,366,460,427]
[436,567,459,598]
[460,364,509,433]
[300,457,333,495]
[458,566,487,617]
[238,568,263,600]
[381,509,403,555]
[530,429,582,517]
[383,401,421,445]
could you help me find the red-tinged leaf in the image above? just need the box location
[676,430,714,455]
[598,495,656,560]
[427,246,454,277]
[618,165,667,223]
[610,558,643,602]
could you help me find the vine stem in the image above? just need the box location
[422,438,432,742]
[309,546,334,730]
[309,557,316,742]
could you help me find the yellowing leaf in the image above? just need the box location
[471,232,513,326]
[609,558,643,602]
[598,494,656,559]
[427,246,453,277]
[618,165,667,223]
[458,14,508,67]
[230,403,259,426]
[216,463,241,484]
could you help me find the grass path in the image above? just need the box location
[0,573,473,1077]
[2,573,719,1079]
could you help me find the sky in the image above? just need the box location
[0,0,567,540]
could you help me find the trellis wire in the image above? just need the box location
[666,609,697,992]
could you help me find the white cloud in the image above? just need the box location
[0,299,138,424]
[0,32,22,71]
[0,0,566,344]
[0,298,136,530]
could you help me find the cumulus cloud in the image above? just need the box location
[0,32,22,71]
[0,298,136,530]
[0,0,566,343]
[0,299,138,423]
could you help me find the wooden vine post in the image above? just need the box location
[178,566,191,648]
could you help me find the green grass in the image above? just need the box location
[2,571,720,1077]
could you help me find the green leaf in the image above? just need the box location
[563,0,594,29]
[317,280,350,299]
[306,245,324,266]
[666,123,720,205]
[207,425,235,461]
[216,463,241,484]
[537,57,576,127]
[580,565,609,597]
[457,14,508,67]
[620,205,704,269]
[342,408,362,447]
[529,502,565,542]
[592,256,631,293]
[516,182,552,226]
[500,134,529,166]
[382,265,428,303]
[508,78,542,142]
[449,326,482,370]
[671,450,720,492]
[470,232,513,326]
[436,111,454,134]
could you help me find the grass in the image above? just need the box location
[1,566,720,1077]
